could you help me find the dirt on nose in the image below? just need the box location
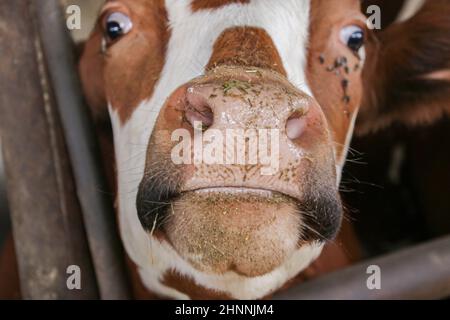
[164,191,302,277]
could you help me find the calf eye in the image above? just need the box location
[104,12,133,42]
[340,25,364,53]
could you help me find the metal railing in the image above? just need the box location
[0,0,130,299]
[274,235,450,300]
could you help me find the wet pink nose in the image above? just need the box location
[173,80,310,141]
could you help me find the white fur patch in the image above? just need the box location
[110,0,329,299]
[138,238,323,300]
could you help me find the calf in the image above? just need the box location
[79,0,450,299]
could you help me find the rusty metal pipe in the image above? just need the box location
[32,0,131,299]
[0,0,98,299]
[274,235,450,300]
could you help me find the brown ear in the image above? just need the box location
[78,25,108,122]
[357,0,450,135]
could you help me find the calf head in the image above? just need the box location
[80,0,450,299]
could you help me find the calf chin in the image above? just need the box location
[165,191,301,277]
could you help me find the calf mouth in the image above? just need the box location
[193,186,276,197]
[136,180,343,277]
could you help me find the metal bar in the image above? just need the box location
[0,0,98,299]
[274,235,450,300]
[32,0,131,299]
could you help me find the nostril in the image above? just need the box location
[185,103,214,131]
[184,88,214,130]
[286,111,307,140]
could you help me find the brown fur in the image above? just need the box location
[307,0,366,162]
[207,27,287,76]
[162,271,234,300]
[79,0,170,124]
[0,234,21,299]
[358,0,450,134]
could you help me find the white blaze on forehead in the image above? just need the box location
[144,0,312,138]
[109,0,322,299]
